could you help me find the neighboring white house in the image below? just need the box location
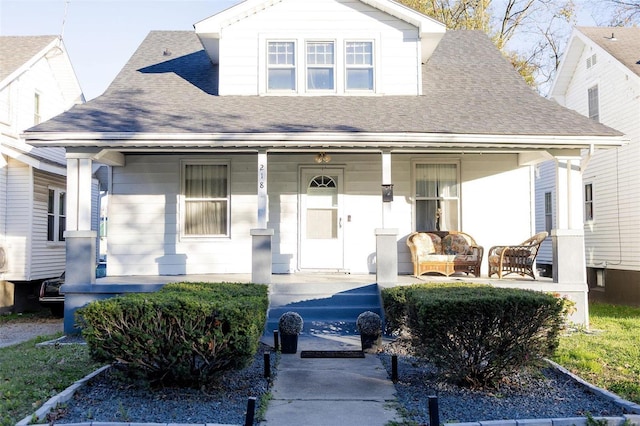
[0,36,85,312]
[24,0,625,331]
[542,27,640,305]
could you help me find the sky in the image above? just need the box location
[1,0,599,101]
[0,0,238,100]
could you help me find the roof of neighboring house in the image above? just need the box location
[577,27,640,77]
[0,35,59,86]
[25,29,621,139]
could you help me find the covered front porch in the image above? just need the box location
[61,271,586,334]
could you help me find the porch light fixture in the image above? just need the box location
[315,152,331,163]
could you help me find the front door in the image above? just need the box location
[299,167,344,270]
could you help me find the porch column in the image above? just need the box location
[376,151,398,284]
[552,155,589,326]
[63,154,97,333]
[251,151,272,283]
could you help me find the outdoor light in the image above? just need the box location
[314,152,331,163]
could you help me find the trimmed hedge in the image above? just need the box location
[382,283,564,388]
[77,282,268,386]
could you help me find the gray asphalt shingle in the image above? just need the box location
[26,30,620,137]
[0,35,58,84]
[578,26,640,78]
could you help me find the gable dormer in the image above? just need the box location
[194,0,445,96]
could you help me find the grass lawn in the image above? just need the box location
[0,314,103,426]
[551,302,640,404]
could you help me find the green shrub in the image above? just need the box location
[382,283,564,388]
[77,282,268,387]
[380,285,409,335]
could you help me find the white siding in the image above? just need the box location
[218,0,420,96]
[108,153,536,276]
[562,41,640,272]
[5,159,31,279]
[534,160,556,266]
[30,170,66,279]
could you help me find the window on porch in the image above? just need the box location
[183,163,229,236]
[414,163,459,231]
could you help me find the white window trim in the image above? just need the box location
[305,40,336,93]
[180,159,231,240]
[411,159,461,232]
[34,91,42,125]
[47,186,66,244]
[266,40,297,93]
[259,33,379,95]
[344,39,375,92]
[588,84,599,122]
[584,182,594,222]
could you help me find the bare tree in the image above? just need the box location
[599,0,640,25]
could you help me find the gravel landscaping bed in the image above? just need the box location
[378,348,625,424]
[49,343,277,425]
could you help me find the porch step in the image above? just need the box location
[264,283,382,337]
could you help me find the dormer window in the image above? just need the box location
[268,41,296,91]
[346,41,374,90]
[306,41,335,91]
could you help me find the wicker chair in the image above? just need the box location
[407,231,483,277]
[487,232,548,279]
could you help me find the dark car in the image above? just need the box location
[39,271,65,317]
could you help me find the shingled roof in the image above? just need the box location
[26,30,620,140]
[0,35,58,85]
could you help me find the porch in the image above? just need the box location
[61,272,585,335]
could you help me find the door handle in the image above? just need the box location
[339,217,343,228]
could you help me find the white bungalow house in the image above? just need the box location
[539,27,640,305]
[0,36,85,313]
[24,0,625,332]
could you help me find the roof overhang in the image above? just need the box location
[25,131,627,153]
[0,142,66,176]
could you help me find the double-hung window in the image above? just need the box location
[306,41,335,91]
[345,41,373,90]
[588,85,599,122]
[414,163,459,231]
[544,192,553,233]
[47,188,66,242]
[34,92,41,125]
[183,163,229,237]
[584,183,594,221]
[268,41,296,91]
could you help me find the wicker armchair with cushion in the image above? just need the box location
[487,232,548,279]
[407,231,484,277]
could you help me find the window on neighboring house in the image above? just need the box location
[34,92,41,125]
[268,41,296,91]
[345,41,373,90]
[586,53,597,69]
[47,188,66,242]
[544,192,552,233]
[183,163,229,236]
[414,163,459,231]
[588,85,599,122]
[584,183,594,221]
[306,41,335,91]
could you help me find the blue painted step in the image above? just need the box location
[264,283,383,337]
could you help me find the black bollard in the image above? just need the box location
[244,397,256,426]
[391,354,398,383]
[273,330,279,351]
[428,395,440,426]
[264,352,271,378]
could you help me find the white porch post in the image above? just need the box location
[251,151,272,283]
[376,151,398,284]
[63,154,97,333]
[552,155,589,326]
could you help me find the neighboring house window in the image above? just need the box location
[306,41,335,91]
[584,183,593,221]
[183,163,229,236]
[544,192,552,233]
[588,85,599,122]
[34,92,41,125]
[414,163,459,231]
[47,188,66,242]
[345,41,373,90]
[268,41,296,91]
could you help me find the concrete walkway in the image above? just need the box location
[260,334,401,426]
